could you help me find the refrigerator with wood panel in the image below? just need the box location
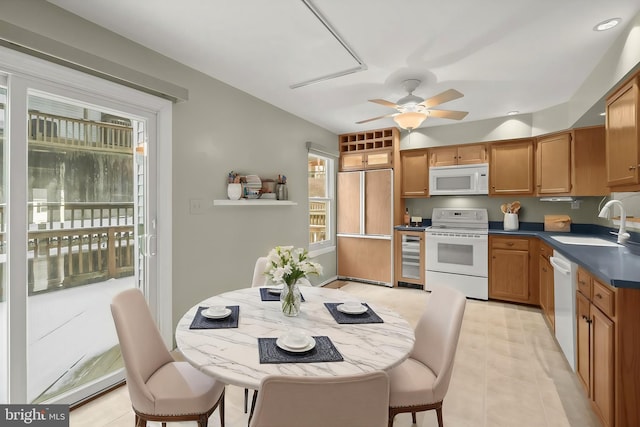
[337,169,393,286]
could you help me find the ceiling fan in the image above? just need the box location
[356,79,469,130]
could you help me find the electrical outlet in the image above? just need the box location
[189,199,206,214]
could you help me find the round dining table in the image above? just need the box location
[175,286,415,390]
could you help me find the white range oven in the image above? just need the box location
[425,208,489,300]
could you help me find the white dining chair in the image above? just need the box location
[111,288,226,427]
[251,256,270,287]
[249,371,390,427]
[387,286,466,427]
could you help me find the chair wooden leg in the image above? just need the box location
[412,412,417,423]
[247,390,259,426]
[388,412,394,427]
[244,388,249,413]
[219,389,226,427]
[436,406,443,427]
[135,414,146,427]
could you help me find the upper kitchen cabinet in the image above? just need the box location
[400,149,429,197]
[429,143,487,166]
[536,132,572,194]
[535,126,608,197]
[339,127,399,171]
[606,71,640,191]
[489,138,535,196]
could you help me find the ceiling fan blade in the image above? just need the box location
[355,113,397,124]
[369,99,400,109]
[427,109,469,120]
[419,89,464,108]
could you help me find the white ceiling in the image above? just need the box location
[49,0,640,134]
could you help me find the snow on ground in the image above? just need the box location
[0,276,134,403]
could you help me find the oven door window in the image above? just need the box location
[437,242,473,266]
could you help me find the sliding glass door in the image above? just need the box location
[0,78,7,404]
[0,46,171,405]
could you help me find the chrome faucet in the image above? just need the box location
[598,199,630,244]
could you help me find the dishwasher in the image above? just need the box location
[549,250,578,371]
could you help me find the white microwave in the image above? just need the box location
[429,163,489,195]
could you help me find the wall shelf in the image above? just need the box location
[213,199,297,206]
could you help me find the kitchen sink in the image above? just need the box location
[550,235,620,247]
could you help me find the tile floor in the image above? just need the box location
[70,282,601,427]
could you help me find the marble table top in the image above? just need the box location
[175,286,415,389]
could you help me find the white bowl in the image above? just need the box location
[206,305,227,316]
[283,330,309,348]
[343,300,364,311]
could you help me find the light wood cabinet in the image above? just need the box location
[394,230,424,287]
[575,267,615,427]
[576,290,591,393]
[339,128,398,171]
[337,169,393,285]
[429,143,487,166]
[400,149,429,197]
[489,139,535,196]
[591,303,615,427]
[535,126,608,196]
[536,132,572,194]
[572,126,609,196]
[605,72,640,190]
[337,236,392,284]
[539,241,554,330]
[489,236,537,304]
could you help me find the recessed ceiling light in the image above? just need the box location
[593,18,621,31]
[507,111,519,116]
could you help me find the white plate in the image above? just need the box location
[267,285,284,294]
[202,307,232,319]
[245,175,262,190]
[337,303,368,315]
[276,336,316,353]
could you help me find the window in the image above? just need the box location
[308,152,334,252]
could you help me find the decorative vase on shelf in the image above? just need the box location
[227,183,242,200]
[280,280,302,317]
[276,183,288,200]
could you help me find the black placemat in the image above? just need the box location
[258,336,343,364]
[259,287,305,302]
[324,303,384,324]
[189,306,239,329]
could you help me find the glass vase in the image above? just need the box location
[280,280,302,316]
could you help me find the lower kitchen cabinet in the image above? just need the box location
[394,229,424,287]
[489,236,538,304]
[576,268,615,427]
[539,241,554,330]
[575,266,640,427]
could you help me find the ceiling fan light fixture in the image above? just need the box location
[394,112,427,130]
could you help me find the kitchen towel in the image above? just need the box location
[259,287,305,302]
[257,336,343,364]
[189,306,239,329]
[324,303,384,324]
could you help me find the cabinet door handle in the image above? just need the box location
[629,165,637,171]
[582,315,589,321]
[507,242,514,246]
[595,293,603,299]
